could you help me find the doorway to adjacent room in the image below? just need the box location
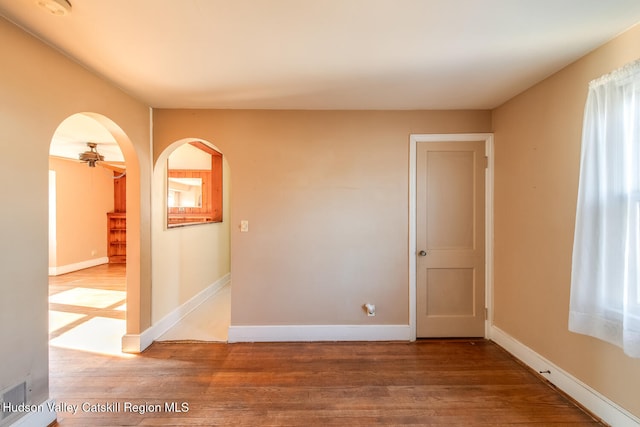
[410,133,494,339]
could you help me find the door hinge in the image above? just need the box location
[484,156,489,169]
[484,307,488,320]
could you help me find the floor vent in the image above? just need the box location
[1,381,27,422]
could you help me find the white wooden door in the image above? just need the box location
[416,140,486,337]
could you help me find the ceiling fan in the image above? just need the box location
[78,142,126,176]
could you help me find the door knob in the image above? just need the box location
[418,250,427,256]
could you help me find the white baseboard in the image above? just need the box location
[122,273,231,353]
[490,325,640,427]
[228,324,411,343]
[7,398,56,427]
[121,333,151,354]
[48,257,109,276]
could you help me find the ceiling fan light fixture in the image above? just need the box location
[79,142,104,167]
[36,0,71,16]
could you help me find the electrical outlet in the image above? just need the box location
[364,303,376,316]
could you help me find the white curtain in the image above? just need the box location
[569,59,640,358]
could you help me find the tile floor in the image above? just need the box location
[156,284,230,342]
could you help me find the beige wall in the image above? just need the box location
[4,6,640,423]
[0,16,151,418]
[152,142,231,323]
[492,24,640,417]
[49,157,114,268]
[153,110,492,326]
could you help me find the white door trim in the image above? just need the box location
[409,133,494,340]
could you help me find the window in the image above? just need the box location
[570,59,640,357]
[167,141,223,227]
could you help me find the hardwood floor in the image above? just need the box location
[49,264,126,340]
[49,339,602,426]
[49,263,127,294]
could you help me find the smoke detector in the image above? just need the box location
[36,0,72,16]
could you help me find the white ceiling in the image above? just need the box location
[2,0,640,110]
[49,113,124,163]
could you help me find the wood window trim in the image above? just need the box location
[167,142,223,228]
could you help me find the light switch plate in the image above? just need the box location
[240,220,249,232]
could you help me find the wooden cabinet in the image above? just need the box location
[107,212,126,263]
[107,172,126,263]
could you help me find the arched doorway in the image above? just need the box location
[150,138,231,341]
[48,112,140,354]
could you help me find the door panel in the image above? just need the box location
[426,151,475,251]
[416,141,485,337]
[426,268,474,316]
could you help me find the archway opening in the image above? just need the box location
[48,112,139,356]
[151,138,231,342]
